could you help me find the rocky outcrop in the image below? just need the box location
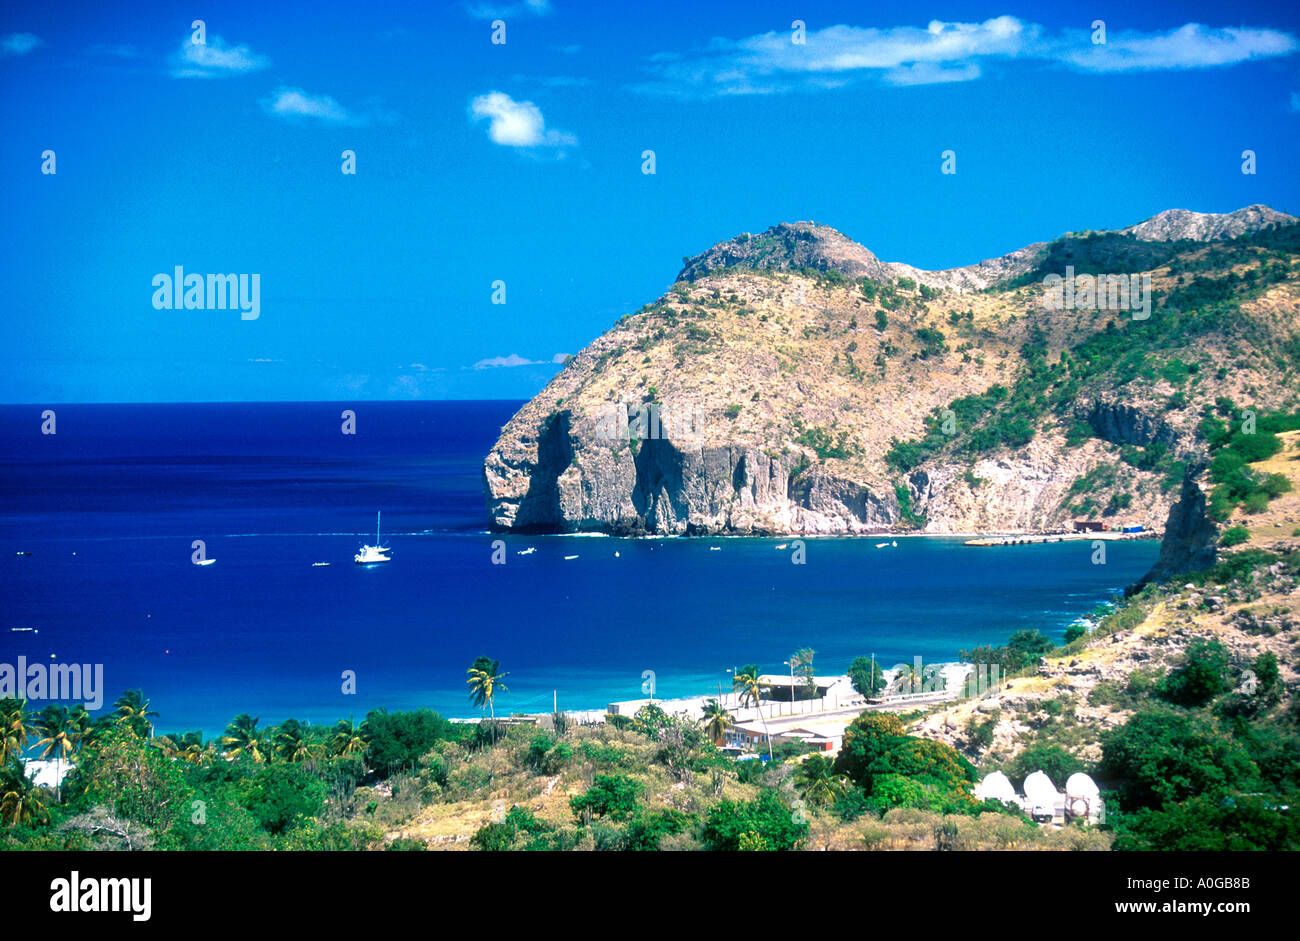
[1080,399,1178,450]
[676,221,1042,294]
[1123,204,1297,242]
[678,222,897,284]
[483,206,1298,539]
[484,410,899,535]
[1132,466,1218,590]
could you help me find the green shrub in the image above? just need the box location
[700,791,807,851]
[1100,709,1260,810]
[1220,525,1250,548]
[569,774,643,822]
[1156,639,1230,707]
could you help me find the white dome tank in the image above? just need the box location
[1023,770,1060,808]
[975,771,1018,804]
[1065,772,1099,800]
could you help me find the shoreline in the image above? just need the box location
[486,529,1164,541]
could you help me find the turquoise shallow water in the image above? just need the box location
[0,402,1159,737]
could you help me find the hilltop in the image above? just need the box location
[483,207,1300,551]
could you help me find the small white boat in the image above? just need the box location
[10,627,37,633]
[195,558,216,566]
[312,562,331,567]
[709,546,721,551]
[775,543,787,550]
[564,554,579,560]
[875,542,890,549]
[517,547,536,556]
[892,540,898,547]
[354,511,392,564]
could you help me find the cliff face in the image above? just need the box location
[484,208,1300,537]
[1133,466,1218,590]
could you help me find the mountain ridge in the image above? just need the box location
[675,205,1297,293]
[483,207,1300,557]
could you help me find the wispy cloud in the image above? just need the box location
[170,34,270,78]
[469,91,576,150]
[472,353,566,369]
[465,0,551,19]
[634,16,1300,97]
[1,33,42,58]
[261,86,366,126]
[1062,23,1298,72]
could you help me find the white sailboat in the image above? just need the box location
[354,511,391,564]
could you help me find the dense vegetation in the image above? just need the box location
[1199,399,1299,519]
[1051,550,1299,850]
[1003,223,1300,290]
[885,234,1299,481]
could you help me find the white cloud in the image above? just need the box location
[261,86,362,125]
[472,353,570,369]
[1,33,42,57]
[469,91,576,149]
[551,352,572,363]
[170,35,270,78]
[634,16,1299,96]
[473,353,542,369]
[1061,23,1298,72]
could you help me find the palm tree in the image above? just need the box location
[466,656,510,720]
[153,734,182,759]
[181,742,216,766]
[329,718,367,759]
[0,699,34,764]
[67,706,94,751]
[35,705,77,801]
[220,714,265,763]
[794,754,849,808]
[701,698,733,746]
[791,647,817,700]
[732,665,773,760]
[114,689,159,738]
[0,774,48,829]
[273,719,318,764]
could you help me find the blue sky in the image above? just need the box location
[2,0,1298,402]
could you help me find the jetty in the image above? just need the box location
[964,530,1158,547]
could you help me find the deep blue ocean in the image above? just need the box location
[0,402,1159,737]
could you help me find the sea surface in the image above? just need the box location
[0,402,1160,737]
